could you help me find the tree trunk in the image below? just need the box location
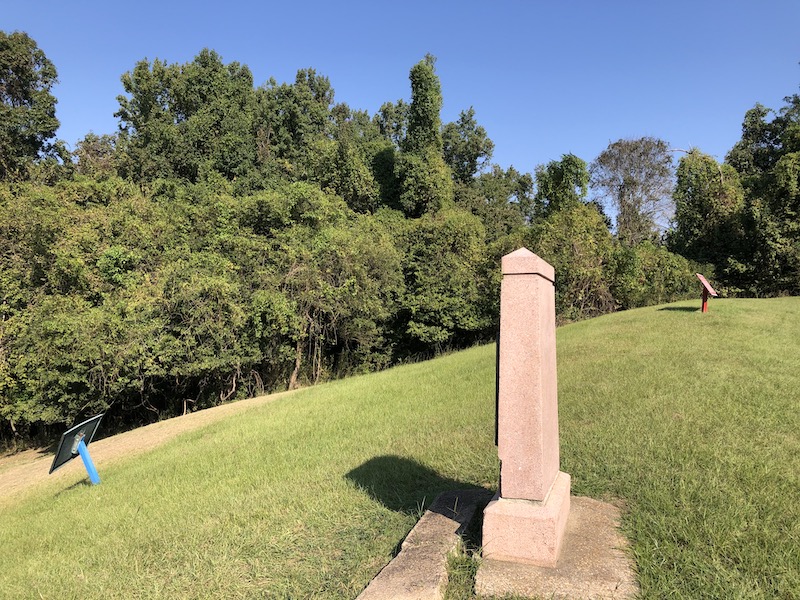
[289,338,303,390]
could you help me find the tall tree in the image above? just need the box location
[0,31,60,180]
[668,149,745,271]
[74,133,118,178]
[400,208,489,348]
[533,153,590,219]
[308,116,380,213]
[455,165,532,243]
[442,107,494,184]
[529,202,615,321]
[373,99,408,149]
[590,137,674,245]
[724,92,800,294]
[253,68,334,181]
[403,54,442,154]
[725,103,783,190]
[115,49,257,183]
[394,55,453,217]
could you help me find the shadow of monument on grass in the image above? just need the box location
[345,455,492,519]
[657,306,699,312]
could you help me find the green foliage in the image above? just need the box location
[6,295,129,428]
[530,202,615,321]
[719,90,800,295]
[610,241,697,309]
[455,165,532,244]
[395,148,454,217]
[404,54,442,155]
[96,245,139,287]
[73,133,118,178]
[533,153,590,220]
[393,56,454,217]
[725,103,780,186]
[254,68,334,178]
[668,150,746,290]
[442,107,494,184]
[401,208,490,347]
[115,49,257,184]
[0,47,703,442]
[308,119,381,213]
[373,99,408,148]
[0,31,61,181]
[270,195,404,385]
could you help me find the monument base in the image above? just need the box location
[476,495,638,598]
[482,471,571,568]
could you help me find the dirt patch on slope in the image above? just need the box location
[0,391,290,505]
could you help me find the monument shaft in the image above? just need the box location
[483,248,571,567]
[497,251,559,500]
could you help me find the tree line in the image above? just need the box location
[1,31,795,444]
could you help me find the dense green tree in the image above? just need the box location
[533,153,590,220]
[0,49,706,444]
[590,137,674,245]
[723,91,800,294]
[403,54,442,154]
[610,241,697,310]
[0,31,61,181]
[74,133,118,178]
[394,55,453,217]
[254,68,334,178]
[668,150,745,279]
[400,208,489,348]
[395,149,453,217]
[115,49,257,183]
[114,57,180,181]
[308,117,380,213]
[6,295,123,427]
[268,184,403,386]
[373,99,408,149]
[454,164,531,243]
[442,107,494,184]
[725,104,782,188]
[529,202,615,321]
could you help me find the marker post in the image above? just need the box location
[73,435,101,485]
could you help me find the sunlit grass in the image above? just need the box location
[0,346,498,599]
[1,298,799,598]
[556,298,800,598]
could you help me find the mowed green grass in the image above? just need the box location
[2,297,799,599]
[0,346,499,599]
[557,298,800,599]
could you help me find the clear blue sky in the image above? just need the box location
[5,1,800,173]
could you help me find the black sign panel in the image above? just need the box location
[49,413,104,474]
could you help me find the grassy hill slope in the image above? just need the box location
[1,298,799,598]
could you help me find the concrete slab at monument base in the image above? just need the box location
[482,471,571,567]
[476,495,639,599]
[357,488,493,600]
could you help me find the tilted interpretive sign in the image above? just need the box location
[49,413,104,485]
[696,273,718,313]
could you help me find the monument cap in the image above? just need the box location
[501,248,555,282]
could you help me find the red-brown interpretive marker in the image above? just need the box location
[696,273,718,313]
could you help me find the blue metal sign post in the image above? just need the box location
[74,435,101,485]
